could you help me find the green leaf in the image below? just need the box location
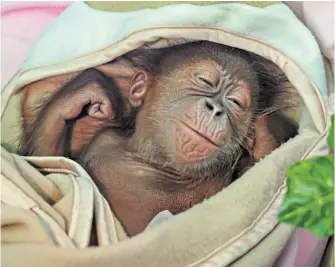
[328,115,334,149]
[278,154,334,237]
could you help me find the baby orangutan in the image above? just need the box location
[20,41,299,236]
[79,42,298,235]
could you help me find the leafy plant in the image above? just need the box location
[278,115,334,237]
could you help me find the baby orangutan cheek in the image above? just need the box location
[172,122,219,163]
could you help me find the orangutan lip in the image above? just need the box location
[179,121,220,147]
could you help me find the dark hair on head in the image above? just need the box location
[116,39,298,119]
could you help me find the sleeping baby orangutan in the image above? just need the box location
[20,41,299,236]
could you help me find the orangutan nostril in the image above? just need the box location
[205,99,224,118]
[205,100,214,111]
[215,111,223,117]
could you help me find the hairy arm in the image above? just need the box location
[20,68,125,157]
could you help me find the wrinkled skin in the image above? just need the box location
[126,43,260,180]
[21,41,299,237]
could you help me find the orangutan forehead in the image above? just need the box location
[160,57,255,86]
[159,51,255,81]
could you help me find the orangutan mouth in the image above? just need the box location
[178,121,220,148]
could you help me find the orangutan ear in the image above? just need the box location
[129,71,150,107]
[252,115,279,161]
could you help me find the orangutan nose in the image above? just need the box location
[204,98,224,118]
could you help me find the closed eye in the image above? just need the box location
[229,98,242,108]
[197,76,214,87]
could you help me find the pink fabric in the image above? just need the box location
[285,1,334,69]
[1,1,71,88]
[1,1,333,266]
